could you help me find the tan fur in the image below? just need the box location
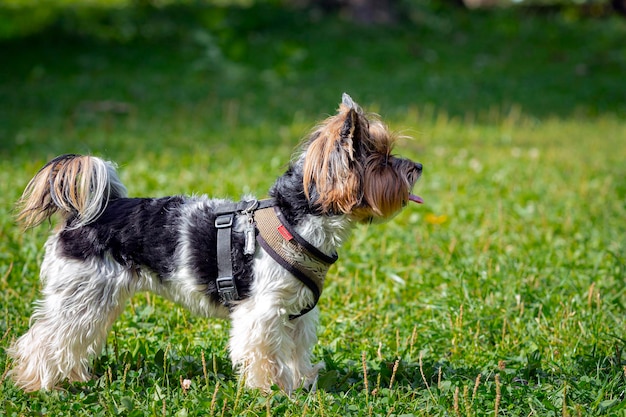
[16,155,126,230]
[302,101,405,219]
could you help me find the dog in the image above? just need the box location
[8,93,423,393]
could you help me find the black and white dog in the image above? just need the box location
[8,94,423,393]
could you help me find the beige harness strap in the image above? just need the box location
[255,206,337,318]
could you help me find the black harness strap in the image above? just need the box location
[214,199,275,304]
[215,213,237,301]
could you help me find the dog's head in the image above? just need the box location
[301,93,423,222]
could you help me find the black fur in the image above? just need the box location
[59,196,256,303]
[56,160,317,308]
[270,164,319,224]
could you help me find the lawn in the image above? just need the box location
[1,3,625,416]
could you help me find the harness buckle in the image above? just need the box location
[241,199,259,216]
[215,213,234,229]
[216,276,239,302]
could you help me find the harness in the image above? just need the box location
[214,199,338,319]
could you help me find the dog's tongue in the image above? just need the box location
[409,194,424,204]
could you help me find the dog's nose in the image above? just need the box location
[415,162,423,173]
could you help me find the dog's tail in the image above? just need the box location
[16,154,128,229]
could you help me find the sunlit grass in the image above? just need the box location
[1,4,625,416]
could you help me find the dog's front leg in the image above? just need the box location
[288,307,324,391]
[228,295,299,393]
[228,299,324,393]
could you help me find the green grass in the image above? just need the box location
[1,3,625,416]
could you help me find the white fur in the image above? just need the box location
[8,236,135,391]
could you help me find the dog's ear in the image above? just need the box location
[338,106,359,161]
[338,93,372,159]
[341,93,362,114]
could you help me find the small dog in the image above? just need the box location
[8,94,423,393]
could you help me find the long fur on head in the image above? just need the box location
[302,94,413,219]
[16,154,127,229]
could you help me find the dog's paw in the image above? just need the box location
[301,361,325,392]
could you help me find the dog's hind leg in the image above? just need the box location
[8,238,135,392]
